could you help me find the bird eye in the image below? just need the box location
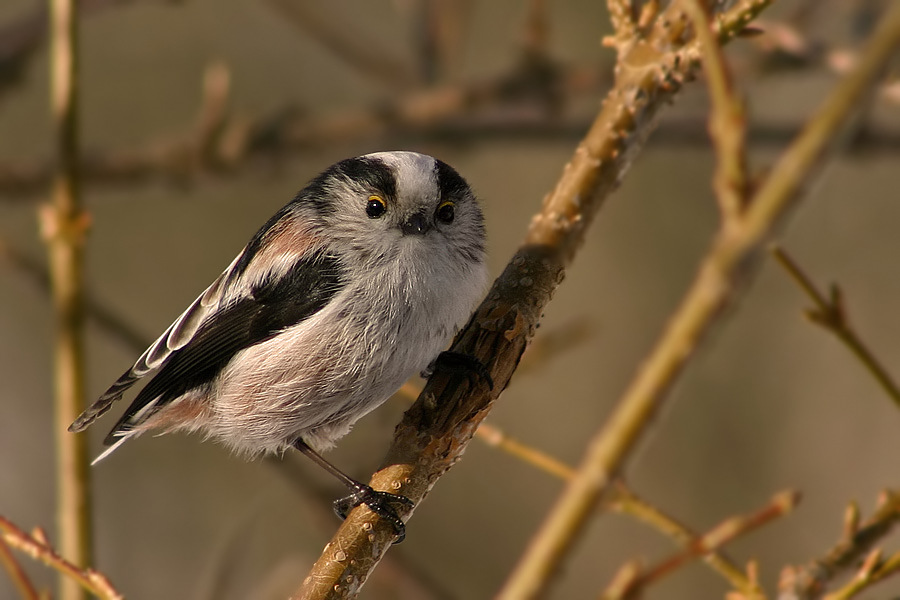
[436,201,455,224]
[366,195,386,219]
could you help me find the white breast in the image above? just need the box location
[206,247,487,456]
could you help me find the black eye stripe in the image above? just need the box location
[434,159,471,201]
[338,156,397,200]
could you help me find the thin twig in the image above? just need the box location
[523,0,550,54]
[8,106,900,201]
[0,532,39,600]
[414,0,471,84]
[398,381,577,482]
[770,245,900,409]
[726,562,765,600]
[607,484,760,594]
[395,318,591,483]
[822,550,900,600]
[600,561,642,599]
[686,0,749,222]
[43,1,92,599]
[0,0,174,101]
[778,490,900,599]
[0,235,151,351]
[0,59,609,199]
[263,0,416,89]
[475,422,576,481]
[612,490,799,599]
[0,516,122,600]
[498,3,900,598]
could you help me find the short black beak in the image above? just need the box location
[401,211,430,236]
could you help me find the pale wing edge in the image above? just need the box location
[68,252,246,433]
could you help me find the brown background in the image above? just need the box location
[1,1,899,598]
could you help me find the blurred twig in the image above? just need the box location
[3,2,900,200]
[523,0,550,55]
[778,490,900,600]
[514,317,593,376]
[263,0,416,89]
[6,89,900,200]
[605,489,800,599]
[607,484,764,596]
[751,14,900,108]
[396,317,592,482]
[0,531,39,600]
[43,0,92,598]
[0,57,608,199]
[0,235,151,351]
[686,0,749,221]
[0,516,122,600]
[822,550,900,600]
[499,2,900,599]
[770,245,900,410]
[397,384,577,482]
[0,0,178,101]
[414,0,471,84]
[475,421,576,482]
[293,0,777,598]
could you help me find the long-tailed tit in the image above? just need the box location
[69,151,489,540]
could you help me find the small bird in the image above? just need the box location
[69,151,489,540]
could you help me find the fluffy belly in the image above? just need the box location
[205,306,447,455]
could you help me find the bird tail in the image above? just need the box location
[68,370,141,433]
[90,431,138,465]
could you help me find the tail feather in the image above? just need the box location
[68,370,141,433]
[101,397,160,446]
[91,431,137,465]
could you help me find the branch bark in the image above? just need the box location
[498,2,900,598]
[292,1,775,598]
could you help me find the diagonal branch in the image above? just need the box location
[0,531,39,600]
[608,489,799,599]
[607,483,763,595]
[0,516,122,600]
[497,3,900,599]
[771,245,900,409]
[779,490,900,599]
[823,549,900,600]
[292,1,776,599]
[263,0,416,89]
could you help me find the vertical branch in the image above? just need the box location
[42,0,92,599]
[685,0,749,222]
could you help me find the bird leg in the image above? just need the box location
[292,439,414,543]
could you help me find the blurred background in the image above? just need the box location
[1,0,900,598]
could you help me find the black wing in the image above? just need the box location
[102,251,344,444]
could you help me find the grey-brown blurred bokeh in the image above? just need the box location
[2,1,900,598]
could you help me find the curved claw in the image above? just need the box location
[333,484,415,543]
